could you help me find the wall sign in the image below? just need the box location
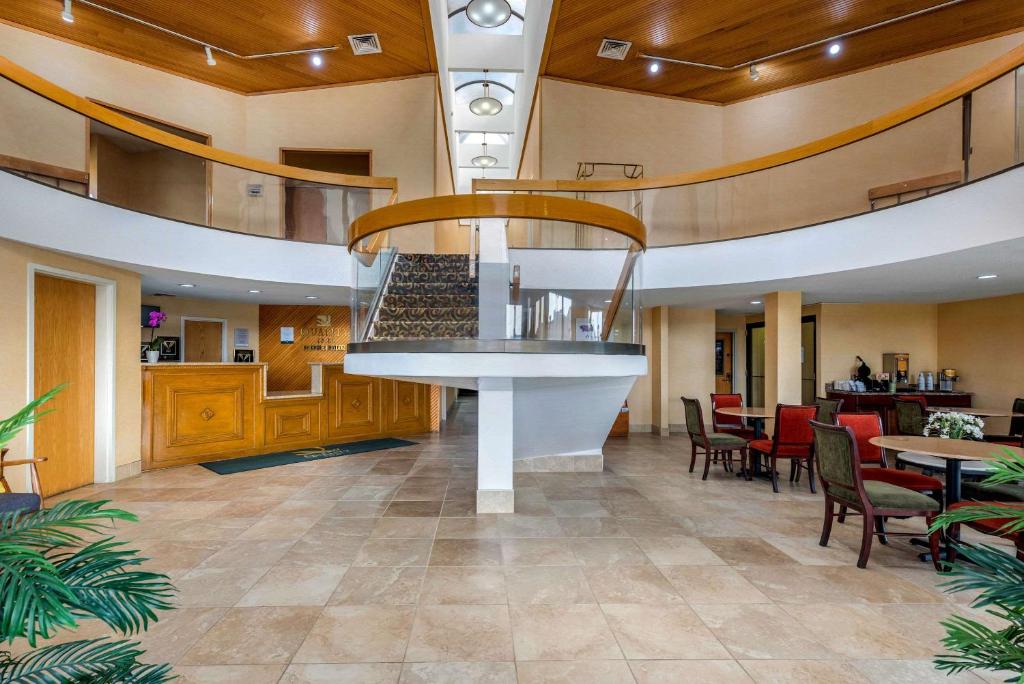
[234,327,250,348]
[280,326,294,344]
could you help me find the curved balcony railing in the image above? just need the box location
[0,56,397,244]
[475,43,1024,248]
[347,194,646,347]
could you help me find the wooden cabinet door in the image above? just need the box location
[387,380,426,431]
[184,320,223,362]
[327,373,382,439]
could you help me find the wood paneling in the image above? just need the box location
[0,1,434,94]
[183,320,224,362]
[259,305,350,392]
[33,274,96,496]
[141,363,432,469]
[545,0,1024,103]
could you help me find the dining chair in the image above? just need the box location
[893,397,927,436]
[0,447,47,514]
[749,404,817,493]
[814,397,843,423]
[710,393,756,440]
[811,420,943,570]
[944,501,1024,562]
[682,397,749,481]
[961,480,1024,502]
[984,397,1024,446]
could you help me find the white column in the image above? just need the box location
[477,377,515,513]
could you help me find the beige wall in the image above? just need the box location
[0,237,142,488]
[140,296,260,362]
[938,293,1024,434]
[666,308,716,429]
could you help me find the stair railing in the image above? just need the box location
[359,247,399,342]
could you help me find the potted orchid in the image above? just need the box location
[923,411,985,440]
[144,310,167,363]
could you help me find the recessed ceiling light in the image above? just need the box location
[603,299,613,304]
[827,42,842,56]
[179,283,196,288]
[311,53,323,67]
[648,62,660,74]
[204,46,216,66]
[248,289,262,294]
[750,300,762,305]
[305,295,319,300]
[466,0,512,28]
[977,274,998,280]
[749,64,760,81]
[62,0,74,23]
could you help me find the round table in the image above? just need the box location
[715,406,772,440]
[926,407,1024,418]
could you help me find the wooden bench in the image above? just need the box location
[868,170,962,210]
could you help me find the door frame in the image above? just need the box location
[715,329,737,394]
[181,316,227,362]
[26,264,117,488]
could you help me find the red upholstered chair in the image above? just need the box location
[945,502,1024,562]
[748,404,818,493]
[710,393,756,440]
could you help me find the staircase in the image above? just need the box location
[371,254,479,340]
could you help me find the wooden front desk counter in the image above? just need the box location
[141,362,433,470]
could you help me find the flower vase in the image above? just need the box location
[146,350,160,363]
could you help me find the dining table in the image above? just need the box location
[716,406,773,477]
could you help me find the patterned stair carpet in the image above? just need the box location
[373,254,479,340]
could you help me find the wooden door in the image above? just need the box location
[715,332,734,394]
[184,320,223,362]
[34,274,95,496]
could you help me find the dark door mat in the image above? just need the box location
[199,438,418,475]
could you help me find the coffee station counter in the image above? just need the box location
[825,389,972,433]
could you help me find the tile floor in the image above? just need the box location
[40,398,1011,683]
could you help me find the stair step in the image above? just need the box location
[378,306,477,322]
[373,320,478,339]
[383,293,477,308]
[391,271,477,285]
[388,282,477,296]
[398,254,470,267]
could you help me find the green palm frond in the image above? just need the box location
[55,538,175,635]
[0,638,174,684]
[978,448,1024,487]
[931,504,1024,536]
[937,543,1024,609]
[0,500,137,549]
[0,547,78,646]
[0,385,65,450]
[934,613,1024,679]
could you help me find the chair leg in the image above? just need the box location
[946,523,959,565]
[837,505,847,524]
[689,443,697,473]
[925,513,944,572]
[819,496,835,546]
[741,448,751,481]
[770,455,780,493]
[875,516,888,545]
[806,455,817,494]
[789,460,797,482]
[857,513,875,568]
[702,447,713,481]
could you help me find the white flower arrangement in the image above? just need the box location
[923,411,985,440]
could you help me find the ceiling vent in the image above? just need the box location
[348,33,382,56]
[597,38,632,61]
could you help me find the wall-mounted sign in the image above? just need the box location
[233,349,254,363]
[234,327,250,348]
[280,326,294,344]
[299,313,346,352]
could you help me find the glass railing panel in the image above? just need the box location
[352,246,398,342]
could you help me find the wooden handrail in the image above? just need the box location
[347,193,647,252]
[474,42,1024,193]
[0,56,399,193]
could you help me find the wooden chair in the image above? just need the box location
[0,448,47,514]
[893,397,927,436]
[984,397,1024,446]
[814,397,843,423]
[749,404,817,493]
[682,397,749,481]
[710,393,756,440]
[944,502,1024,562]
[811,420,943,570]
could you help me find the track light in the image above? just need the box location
[749,64,760,81]
[648,61,660,74]
[204,46,216,66]
[62,0,74,23]
[311,53,323,67]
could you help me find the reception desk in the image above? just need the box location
[141,362,433,470]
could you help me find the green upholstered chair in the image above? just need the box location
[814,397,843,424]
[893,398,926,436]
[811,420,943,570]
[682,396,749,481]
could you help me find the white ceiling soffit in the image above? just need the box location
[431,0,554,194]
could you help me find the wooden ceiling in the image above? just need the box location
[0,0,435,94]
[544,0,1024,103]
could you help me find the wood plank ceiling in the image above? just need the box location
[0,0,435,93]
[544,0,1024,103]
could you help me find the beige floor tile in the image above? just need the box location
[570,538,652,566]
[283,534,366,567]
[429,539,503,566]
[405,605,514,662]
[329,566,426,605]
[197,540,295,570]
[369,517,439,539]
[293,606,415,663]
[137,607,228,665]
[760,535,861,566]
[174,565,271,607]
[384,501,443,517]
[602,603,730,660]
[505,566,596,604]
[280,663,403,683]
[738,659,871,683]
[584,564,685,605]
[659,565,772,604]
[634,536,725,565]
[700,537,800,565]
[399,661,516,683]
[781,604,935,659]
[516,660,635,684]
[354,539,433,567]
[237,564,348,606]
[497,516,564,538]
[173,665,286,683]
[435,516,500,539]
[690,603,834,660]
[418,566,507,604]
[509,604,622,661]
[557,517,630,538]
[500,538,578,566]
[179,607,320,665]
[629,659,754,683]
[850,659,986,683]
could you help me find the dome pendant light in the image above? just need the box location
[472,141,498,168]
[466,0,512,28]
[469,72,503,116]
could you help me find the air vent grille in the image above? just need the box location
[597,38,632,61]
[348,33,382,56]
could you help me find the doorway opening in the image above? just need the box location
[745,315,817,406]
[280,149,372,244]
[715,331,734,394]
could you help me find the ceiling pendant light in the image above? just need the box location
[204,46,216,66]
[62,0,74,23]
[469,73,502,116]
[472,141,498,168]
[749,64,760,81]
[466,0,512,28]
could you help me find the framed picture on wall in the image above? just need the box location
[140,344,149,362]
[159,337,180,361]
[234,349,254,363]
